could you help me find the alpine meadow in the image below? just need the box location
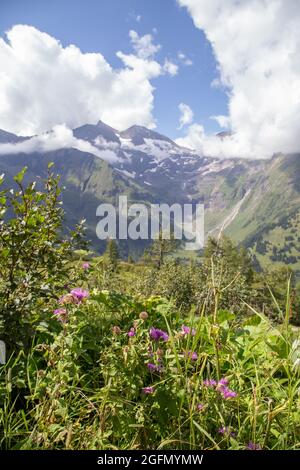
[0,0,300,458]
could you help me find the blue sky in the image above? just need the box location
[0,0,228,139]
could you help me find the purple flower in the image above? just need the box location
[203,379,217,388]
[246,442,262,450]
[53,308,67,323]
[128,327,135,337]
[218,427,236,437]
[70,288,89,303]
[142,386,154,394]
[181,325,196,336]
[82,262,90,270]
[220,387,237,399]
[196,403,204,411]
[217,377,229,387]
[186,351,198,361]
[147,362,163,373]
[149,328,169,342]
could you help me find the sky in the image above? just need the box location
[0,0,300,159]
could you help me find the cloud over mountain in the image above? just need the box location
[0,25,175,136]
[178,0,300,158]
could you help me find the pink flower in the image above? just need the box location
[203,379,217,388]
[186,351,198,361]
[181,325,196,336]
[142,386,154,394]
[128,327,135,337]
[53,308,67,323]
[220,387,237,399]
[82,262,90,270]
[70,288,89,303]
[196,403,204,411]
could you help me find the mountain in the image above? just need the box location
[0,121,299,270]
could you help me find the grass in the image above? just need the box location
[0,262,300,450]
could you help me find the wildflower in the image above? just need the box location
[58,293,76,305]
[53,308,67,323]
[147,362,163,373]
[142,386,154,394]
[149,327,169,342]
[220,387,237,399]
[112,325,121,335]
[82,262,90,270]
[186,351,198,361]
[196,403,204,411]
[246,442,262,450]
[218,427,236,437]
[139,311,148,320]
[203,379,217,388]
[128,327,135,337]
[54,307,66,316]
[70,288,89,303]
[217,377,229,387]
[181,325,196,336]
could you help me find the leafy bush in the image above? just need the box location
[0,166,86,353]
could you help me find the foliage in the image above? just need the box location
[1,172,300,450]
[0,166,86,353]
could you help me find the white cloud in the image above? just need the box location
[176,123,205,150]
[178,0,300,158]
[178,103,194,129]
[0,124,120,163]
[177,51,193,66]
[210,115,230,129]
[0,25,172,135]
[136,14,142,22]
[163,59,178,76]
[129,30,161,60]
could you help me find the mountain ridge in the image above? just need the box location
[0,121,299,270]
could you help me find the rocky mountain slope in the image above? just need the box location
[0,120,299,270]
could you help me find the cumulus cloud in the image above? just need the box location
[178,0,300,159]
[178,103,194,129]
[0,25,173,135]
[0,124,120,163]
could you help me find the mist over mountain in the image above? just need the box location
[0,120,299,271]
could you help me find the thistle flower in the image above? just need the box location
[149,327,169,342]
[54,307,66,316]
[58,293,76,305]
[139,311,148,320]
[147,362,163,373]
[203,379,217,388]
[53,308,67,323]
[128,327,135,337]
[217,377,229,387]
[246,442,262,450]
[70,288,89,303]
[142,386,154,394]
[220,387,237,399]
[186,351,198,361]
